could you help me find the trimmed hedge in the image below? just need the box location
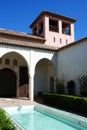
[0,108,15,130]
[43,93,87,115]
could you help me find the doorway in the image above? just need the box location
[0,68,16,97]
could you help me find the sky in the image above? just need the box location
[0,0,87,41]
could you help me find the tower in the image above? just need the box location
[30,11,76,48]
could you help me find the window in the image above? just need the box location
[60,38,62,43]
[33,26,37,35]
[33,22,43,36]
[53,37,55,43]
[38,22,43,35]
[49,19,58,32]
[0,58,2,64]
[13,59,18,65]
[62,22,71,35]
[66,39,68,44]
[5,58,10,65]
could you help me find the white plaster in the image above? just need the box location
[0,45,56,100]
[58,41,87,94]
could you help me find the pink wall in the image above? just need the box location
[44,16,75,48]
[31,13,75,48]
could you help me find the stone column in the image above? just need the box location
[29,73,34,101]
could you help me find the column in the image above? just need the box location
[70,23,74,42]
[44,16,49,39]
[29,73,34,101]
[59,20,62,34]
[29,50,35,101]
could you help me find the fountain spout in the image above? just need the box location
[17,105,22,110]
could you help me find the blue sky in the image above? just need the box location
[0,0,87,41]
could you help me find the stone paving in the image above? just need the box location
[0,98,36,107]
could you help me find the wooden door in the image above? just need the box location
[19,67,29,97]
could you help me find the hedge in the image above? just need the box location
[42,93,87,115]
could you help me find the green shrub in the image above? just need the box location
[0,108,15,130]
[55,79,65,94]
[67,80,75,94]
[43,93,87,115]
[78,75,87,96]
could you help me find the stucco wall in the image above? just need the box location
[57,41,87,94]
[0,44,57,100]
[44,16,75,47]
[1,38,87,98]
[0,45,30,67]
[34,65,48,96]
[34,58,55,97]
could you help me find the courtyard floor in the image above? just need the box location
[0,98,36,107]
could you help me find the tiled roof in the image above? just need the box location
[30,10,76,28]
[0,28,58,51]
[58,37,87,51]
[0,29,86,52]
[0,28,45,42]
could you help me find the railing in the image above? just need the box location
[38,29,43,35]
[62,28,71,35]
[33,29,43,36]
[49,25,58,32]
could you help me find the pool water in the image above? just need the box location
[3,105,87,130]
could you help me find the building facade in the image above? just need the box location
[0,11,87,101]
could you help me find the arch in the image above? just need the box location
[0,68,16,97]
[0,51,29,98]
[34,58,56,99]
[1,51,29,69]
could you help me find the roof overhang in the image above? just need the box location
[30,10,76,28]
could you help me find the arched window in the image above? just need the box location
[13,59,17,65]
[5,58,10,65]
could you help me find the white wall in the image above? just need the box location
[30,49,56,97]
[57,41,87,94]
[0,45,30,68]
[34,58,55,97]
[1,39,87,98]
[34,65,48,96]
[0,44,57,100]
